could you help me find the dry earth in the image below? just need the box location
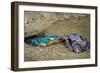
[24,11,90,61]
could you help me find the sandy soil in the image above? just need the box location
[24,11,90,61]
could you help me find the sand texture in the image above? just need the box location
[24,11,90,61]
